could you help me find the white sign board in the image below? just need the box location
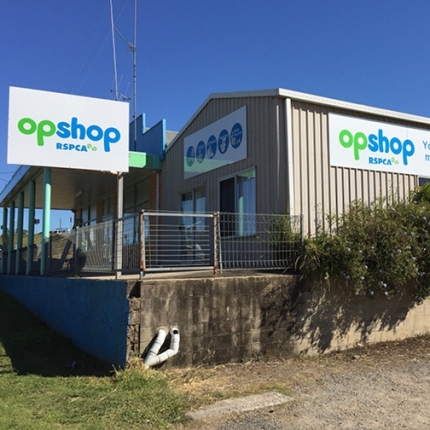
[329,113,430,176]
[184,106,247,179]
[8,87,129,172]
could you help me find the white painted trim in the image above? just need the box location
[285,98,295,216]
[277,88,430,125]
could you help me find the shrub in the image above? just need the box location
[300,185,430,300]
[268,214,302,266]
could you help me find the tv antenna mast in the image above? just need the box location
[109,0,137,150]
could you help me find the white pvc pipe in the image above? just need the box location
[144,327,180,368]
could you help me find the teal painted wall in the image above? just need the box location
[0,276,128,368]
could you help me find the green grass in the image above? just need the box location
[0,289,186,429]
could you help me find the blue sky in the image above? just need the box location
[1,0,430,229]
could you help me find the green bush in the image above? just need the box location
[269,215,302,263]
[300,184,430,300]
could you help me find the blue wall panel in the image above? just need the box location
[0,276,129,368]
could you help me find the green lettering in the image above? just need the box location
[37,120,56,146]
[17,117,37,135]
[353,132,367,161]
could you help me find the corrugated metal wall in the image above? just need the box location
[161,93,423,237]
[161,96,289,214]
[290,101,418,235]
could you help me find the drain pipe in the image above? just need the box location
[143,327,180,368]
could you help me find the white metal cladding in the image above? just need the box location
[161,96,289,215]
[290,100,418,235]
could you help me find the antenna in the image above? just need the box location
[110,0,138,150]
[109,0,119,101]
[133,0,137,151]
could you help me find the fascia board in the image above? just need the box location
[278,88,430,126]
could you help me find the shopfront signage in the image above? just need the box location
[8,87,129,172]
[329,113,430,175]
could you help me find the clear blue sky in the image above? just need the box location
[1,0,430,229]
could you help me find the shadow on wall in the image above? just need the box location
[0,289,112,377]
[260,279,417,354]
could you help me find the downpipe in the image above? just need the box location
[143,327,180,368]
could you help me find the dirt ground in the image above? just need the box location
[168,335,430,429]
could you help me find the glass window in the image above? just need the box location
[419,177,430,186]
[81,206,89,226]
[89,202,97,225]
[124,179,150,216]
[181,189,206,228]
[102,197,113,221]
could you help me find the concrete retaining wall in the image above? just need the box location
[2,273,429,369]
[135,275,299,367]
[292,281,430,354]
[136,275,430,367]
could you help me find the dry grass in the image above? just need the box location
[166,334,430,412]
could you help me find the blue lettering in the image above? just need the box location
[71,117,85,140]
[104,127,121,152]
[368,157,394,165]
[87,125,103,142]
[403,139,414,165]
[56,122,70,139]
[390,137,402,155]
[56,142,90,152]
[378,129,390,153]
[368,134,378,152]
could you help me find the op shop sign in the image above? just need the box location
[329,113,430,176]
[8,87,129,172]
[184,106,247,179]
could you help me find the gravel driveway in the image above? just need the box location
[172,336,430,430]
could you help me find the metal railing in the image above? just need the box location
[217,212,303,271]
[141,211,215,272]
[1,211,303,276]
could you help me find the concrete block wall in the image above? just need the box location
[134,275,430,367]
[136,275,299,367]
[291,283,430,355]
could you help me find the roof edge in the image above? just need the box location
[277,88,430,125]
[0,165,32,206]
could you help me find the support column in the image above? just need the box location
[115,173,124,279]
[26,180,36,275]
[1,208,8,274]
[7,201,15,275]
[41,167,51,276]
[15,192,24,275]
